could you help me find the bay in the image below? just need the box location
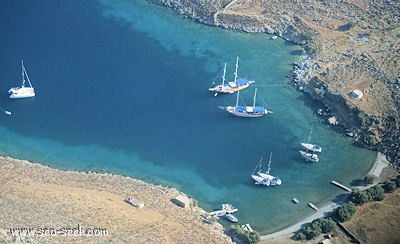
[0,0,375,234]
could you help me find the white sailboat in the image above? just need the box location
[222,88,271,117]
[209,57,254,95]
[299,127,321,162]
[301,143,322,153]
[8,60,35,99]
[251,157,270,186]
[300,128,322,152]
[257,153,282,186]
[299,150,319,162]
[251,153,281,186]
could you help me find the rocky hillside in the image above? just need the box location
[152,0,400,167]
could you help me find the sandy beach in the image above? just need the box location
[0,156,231,243]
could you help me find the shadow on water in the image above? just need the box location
[331,193,350,205]
[350,179,366,187]
[290,49,305,56]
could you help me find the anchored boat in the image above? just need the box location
[209,57,254,96]
[251,153,282,186]
[299,150,319,162]
[9,60,35,99]
[299,127,321,162]
[222,87,271,118]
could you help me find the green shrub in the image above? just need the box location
[248,231,260,244]
[304,226,321,240]
[367,134,378,145]
[305,42,317,54]
[383,181,396,193]
[350,188,370,205]
[297,232,306,240]
[334,202,356,222]
[311,217,336,233]
[395,175,400,187]
[295,217,336,240]
[229,225,260,244]
[366,185,385,201]
[357,111,371,129]
[364,174,377,185]
[302,30,316,40]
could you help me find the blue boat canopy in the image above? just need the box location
[235,78,248,86]
[236,106,246,112]
[253,106,265,113]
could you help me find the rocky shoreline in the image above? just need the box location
[151,0,400,168]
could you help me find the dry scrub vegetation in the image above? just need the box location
[343,188,400,244]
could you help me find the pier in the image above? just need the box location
[331,180,352,192]
[308,203,319,211]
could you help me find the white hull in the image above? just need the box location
[300,143,322,152]
[209,57,254,95]
[251,174,271,186]
[224,214,238,222]
[9,60,35,99]
[258,172,282,185]
[224,106,268,118]
[209,82,253,94]
[251,153,281,186]
[9,87,35,99]
[299,150,319,162]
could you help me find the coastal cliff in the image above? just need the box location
[152,0,400,167]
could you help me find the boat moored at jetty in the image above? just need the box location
[224,213,238,222]
[221,203,238,214]
[209,203,239,222]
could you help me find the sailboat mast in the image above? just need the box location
[22,60,33,88]
[308,127,313,144]
[234,57,239,107]
[267,152,272,174]
[222,63,226,85]
[235,88,240,107]
[21,60,25,87]
[252,157,262,175]
[234,57,239,83]
[253,88,257,107]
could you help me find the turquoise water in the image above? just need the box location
[0,0,375,234]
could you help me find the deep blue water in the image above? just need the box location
[0,0,375,234]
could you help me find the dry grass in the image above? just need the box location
[221,0,399,120]
[343,189,400,244]
[0,157,231,243]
